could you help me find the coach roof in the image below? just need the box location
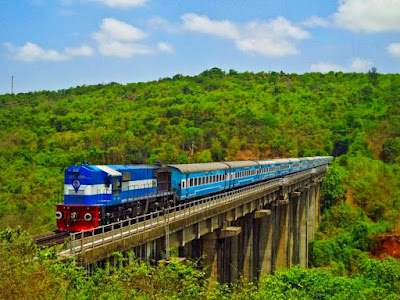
[168,162,229,174]
[223,161,259,168]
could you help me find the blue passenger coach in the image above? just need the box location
[169,163,229,200]
[224,161,259,188]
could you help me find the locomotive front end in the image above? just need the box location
[56,164,102,231]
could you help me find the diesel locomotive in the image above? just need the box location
[56,156,333,231]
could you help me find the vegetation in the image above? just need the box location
[1,227,400,299]
[0,68,400,297]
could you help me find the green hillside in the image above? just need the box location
[0,68,399,234]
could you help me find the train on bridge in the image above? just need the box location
[56,156,333,231]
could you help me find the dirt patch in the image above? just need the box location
[371,234,400,259]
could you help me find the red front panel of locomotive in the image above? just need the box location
[56,204,100,232]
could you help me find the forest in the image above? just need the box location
[0,68,400,298]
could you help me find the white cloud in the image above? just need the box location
[388,42,400,56]
[93,18,147,42]
[92,18,153,57]
[181,14,309,57]
[302,16,330,28]
[99,41,152,56]
[310,62,347,73]
[157,42,173,53]
[4,42,94,62]
[310,57,374,73]
[181,13,240,40]
[148,17,181,33]
[64,45,94,56]
[84,0,148,8]
[350,57,372,72]
[334,0,400,32]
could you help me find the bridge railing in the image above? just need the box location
[68,165,327,255]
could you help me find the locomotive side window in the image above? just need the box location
[122,172,131,181]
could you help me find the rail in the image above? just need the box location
[66,165,327,255]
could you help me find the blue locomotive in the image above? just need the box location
[56,156,332,231]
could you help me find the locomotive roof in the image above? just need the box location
[168,162,229,174]
[107,164,158,170]
[96,165,122,176]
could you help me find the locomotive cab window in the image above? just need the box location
[113,177,122,189]
[104,176,111,188]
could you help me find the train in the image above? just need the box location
[56,156,333,231]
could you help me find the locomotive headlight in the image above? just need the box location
[55,211,63,220]
[84,213,93,221]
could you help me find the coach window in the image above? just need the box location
[190,178,193,187]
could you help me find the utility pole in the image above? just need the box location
[11,76,14,94]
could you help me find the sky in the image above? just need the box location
[1,0,400,94]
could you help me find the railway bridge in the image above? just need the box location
[59,165,328,283]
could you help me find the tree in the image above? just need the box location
[183,127,203,156]
[381,138,400,163]
[367,67,378,86]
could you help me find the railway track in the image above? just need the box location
[33,231,70,247]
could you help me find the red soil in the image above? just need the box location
[371,234,400,259]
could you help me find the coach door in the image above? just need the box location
[156,167,171,193]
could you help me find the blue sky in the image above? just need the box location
[1,0,400,94]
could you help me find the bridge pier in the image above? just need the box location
[290,192,301,266]
[299,187,309,267]
[275,196,290,271]
[257,205,273,276]
[201,231,220,284]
